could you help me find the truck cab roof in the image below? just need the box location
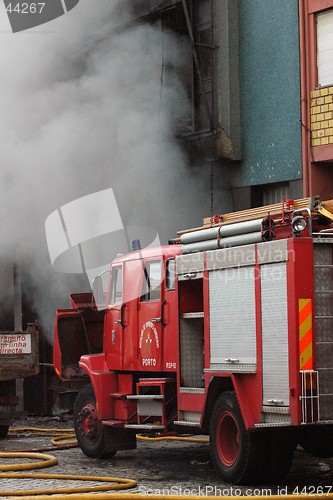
[111,244,182,265]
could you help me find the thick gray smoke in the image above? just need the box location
[0,0,212,336]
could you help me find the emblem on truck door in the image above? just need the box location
[139,321,160,367]
[139,321,160,349]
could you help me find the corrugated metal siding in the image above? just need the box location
[262,184,289,206]
[209,266,256,365]
[261,262,289,406]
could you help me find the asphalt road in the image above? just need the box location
[0,416,333,498]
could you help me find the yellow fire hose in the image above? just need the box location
[0,452,58,471]
[4,493,333,500]
[8,427,77,444]
[3,428,137,496]
[4,427,333,499]
[137,434,209,443]
[2,427,208,497]
[9,426,210,447]
[0,472,137,497]
[0,450,136,497]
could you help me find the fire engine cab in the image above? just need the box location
[53,197,333,484]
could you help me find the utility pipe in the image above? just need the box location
[180,218,271,245]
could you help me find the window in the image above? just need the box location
[317,9,333,86]
[110,266,123,305]
[166,258,175,290]
[140,261,161,302]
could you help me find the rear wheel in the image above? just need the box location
[210,392,261,484]
[0,425,9,439]
[210,391,295,484]
[74,384,116,458]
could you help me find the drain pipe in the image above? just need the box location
[299,0,312,197]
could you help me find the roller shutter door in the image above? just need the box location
[317,9,333,86]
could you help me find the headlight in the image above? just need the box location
[292,215,308,233]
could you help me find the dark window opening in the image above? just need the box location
[140,261,162,302]
[160,4,187,32]
[166,258,175,290]
[110,266,123,305]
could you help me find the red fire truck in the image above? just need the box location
[53,197,333,484]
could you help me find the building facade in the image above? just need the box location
[140,0,333,210]
[301,0,333,199]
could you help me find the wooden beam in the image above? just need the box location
[177,196,332,235]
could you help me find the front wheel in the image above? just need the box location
[74,384,116,458]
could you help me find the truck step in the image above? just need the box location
[102,419,127,428]
[127,394,164,401]
[173,420,200,427]
[138,377,174,382]
[255,422,292,428]
[124,424,165,431]
[110,392,128,400]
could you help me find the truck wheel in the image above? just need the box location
[299,426,333,458]
[210,391,262,484]
[74,385,116,458]
[0,425,9,439]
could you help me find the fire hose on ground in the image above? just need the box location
[2,427,333,499]
[1,427,136,497]
[0,427,208,498]
[8,426,209,449]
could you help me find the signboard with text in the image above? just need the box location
[0,334,32,355]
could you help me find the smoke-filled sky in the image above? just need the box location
[0,0,216,334]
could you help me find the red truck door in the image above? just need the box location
[137,258,164,371]
[105,265,124,370]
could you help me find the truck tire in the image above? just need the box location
[74,384,116,458]
[0,425,9,439]
[299,426,333,458]
[209,391,264,484]
[261,430,295,482]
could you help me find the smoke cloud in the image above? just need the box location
[0,0,213,336]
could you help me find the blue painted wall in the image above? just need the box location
[232,0,302,187]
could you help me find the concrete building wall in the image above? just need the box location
[230,0,302,190]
